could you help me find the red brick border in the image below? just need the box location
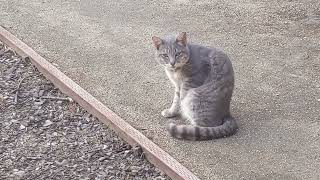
[0,26,200,180]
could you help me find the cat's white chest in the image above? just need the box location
[165,69,183,87]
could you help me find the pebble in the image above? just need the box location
[55,159,68,166]
[129,166,141,172]
[20,120,29,126]
[38,89,45,97]
[11,119,18,123]
[5,121,12,126]
[98,157,109,161]
[19,124,26,129]
[155,176,168,180]
[12,170,25,177]
[34,100,45,105]
[58,113,64,119]
[52,63,59,67]
[43,120,53,127]
[35,109,45,115]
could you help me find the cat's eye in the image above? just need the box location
[160,54,168,58]
[175,52,182,57]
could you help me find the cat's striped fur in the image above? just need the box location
[167,116,237,141]
[152,32,238,141]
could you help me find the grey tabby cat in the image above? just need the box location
[152,32,238,140]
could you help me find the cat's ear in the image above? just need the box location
[176,32,187,46]
[152,36,162,50]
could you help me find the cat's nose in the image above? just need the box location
[170,62,175,66]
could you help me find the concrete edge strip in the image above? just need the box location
[0,26,200,180]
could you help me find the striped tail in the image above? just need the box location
[167,116,238,141]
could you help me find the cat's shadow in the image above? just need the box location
[166,114,187,125]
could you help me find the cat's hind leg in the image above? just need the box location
[180,91,197,125]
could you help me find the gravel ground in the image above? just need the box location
[0,41,170,180]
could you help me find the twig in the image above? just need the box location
[0,48,5,56]
[11,76,26,93]
[6,58,21,79]
[26,156,42,160]
[14,91,19,104]
[13,76,27,104]
[41,96,73,102]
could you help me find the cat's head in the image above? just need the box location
[152,32,190,69]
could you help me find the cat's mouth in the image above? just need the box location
[167,64,178,68]
[166,64,184,70]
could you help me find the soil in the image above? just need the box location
[0,41,170,180]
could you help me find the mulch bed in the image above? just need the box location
[0,41,169,180]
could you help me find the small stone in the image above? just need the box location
[38,89,45,97]
[19,124,26,129]
[4,121,12,126]
[106,166,113,170]
[132,146,143,157]
[98,171,107,177]
[34,109,45,116]
[154,176,167,180]
[52,63,59,67]
[85,117,91,122]
[98,157,108,161]
[0,95,4,105]
[123,150,131,158]
[69,164,78,168]
[52,132,58,136]
[43,120,53,127]
[67,97,73,103]
[13,170,25,176]
[55,159,68,166]
[102,145,108,149]
[20,120,29,127]
[34,100,45,105]
[11,119,18,123]
[108,176,115,179]
[129,166,141,172]
[33,91,39,97]
[58,113,64,119]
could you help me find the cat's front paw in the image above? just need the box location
[161,109,179,118]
